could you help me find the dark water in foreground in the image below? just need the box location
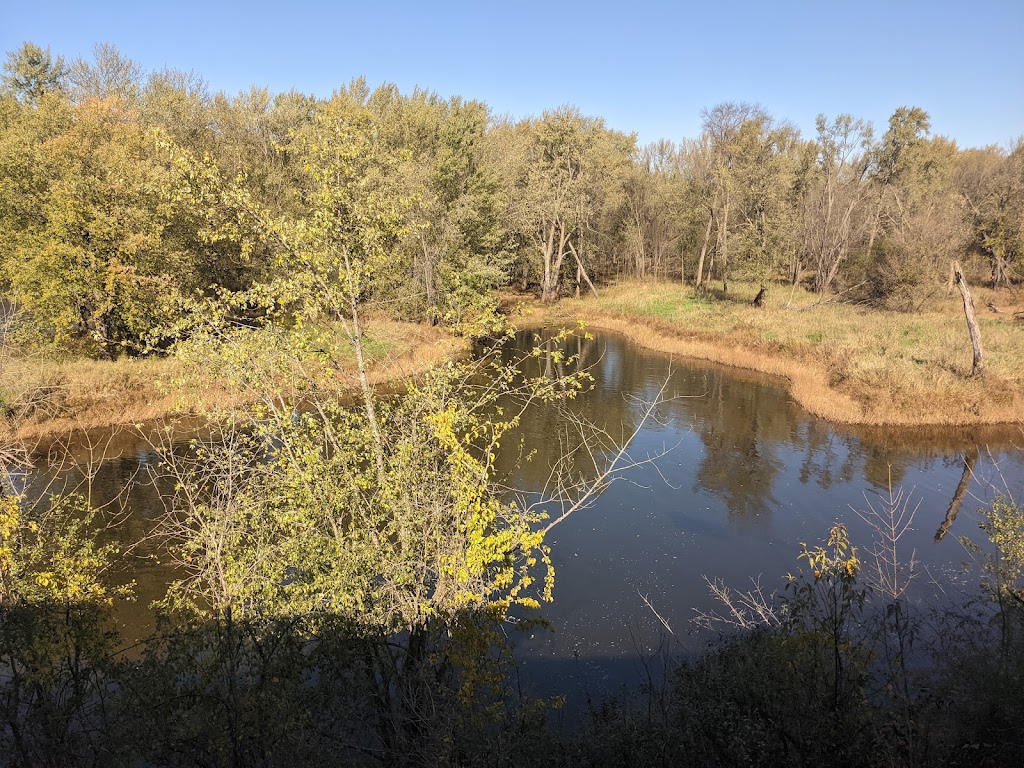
[24,330,1024,702]
[495,330,1023,700]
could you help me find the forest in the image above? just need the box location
[1,41,1024,767]
[1,42,1021,363]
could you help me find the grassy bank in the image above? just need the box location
[6,281,1022,439]
[520,280,1024,427]
[1,319,463,443]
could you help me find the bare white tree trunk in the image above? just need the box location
[694,207,714,288]
[953,261,984,377]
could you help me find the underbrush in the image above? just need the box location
[3,490,1024,767]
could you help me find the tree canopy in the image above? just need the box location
[0,40,1020,354]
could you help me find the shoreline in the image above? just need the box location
[519,289,1024,429]
[6,287,1024,447]
[3,321,466,448]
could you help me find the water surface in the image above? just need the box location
[23,329,1024,697]
[496,329,1023,698]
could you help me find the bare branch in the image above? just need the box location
[691,575,783,630]
[638,588,674,635]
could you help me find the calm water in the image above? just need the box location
[23,330,1024,697]
[494,329,1024,698]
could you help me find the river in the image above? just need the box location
[495,329,1024,700]
[23,328,1024,702]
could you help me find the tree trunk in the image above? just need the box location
[992,248,1009,288]
[953,261,984,376]
[720,198,730,293]
[541,219,557,302]
[632,204,647,278]
[342,248,387,482]
[417,232,439,324]
[541,219,569,303]
[694,208,714,288]
[568,241,599,298]
[96,311,114,361]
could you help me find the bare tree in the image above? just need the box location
[953,261,985,376]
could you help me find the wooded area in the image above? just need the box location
[1,42,1021,361]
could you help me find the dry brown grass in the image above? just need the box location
[518,280,1024,427]
[1,320,463,443]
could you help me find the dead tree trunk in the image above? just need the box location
[568,241,599,299]
[953,261,984,377]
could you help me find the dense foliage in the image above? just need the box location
[2,42,1021,358]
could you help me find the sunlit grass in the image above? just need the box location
[1,319,460,439]
[530,280,1024,426]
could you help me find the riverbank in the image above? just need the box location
[518,281,1024,427]
[1,319,464,444]
[6,282,1023,441]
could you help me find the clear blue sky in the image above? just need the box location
[5,0,1023,149]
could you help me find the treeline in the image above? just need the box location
[2,42,1022,358]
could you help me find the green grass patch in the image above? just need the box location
[899,324,923,348]
[359,333,398,362]
[604,291,713,320]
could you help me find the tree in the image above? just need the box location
[68,42,141,104]
[2,96,199,357]
[1,470,130,764]
[620,140,688,281]
[505,106,632,302]
[679,133,718,288]
[952,260,984,376]
[865,109,968,308]
[801,114,874,293]
[140,66,212,153]
[156,317,671,762]
[209,85,314,215]
[0,89,73,309]
[694,102,772,292]
[728,117,803,287]
[365,84,512,325]
[958,141,1024,287]
[1,42,66,105]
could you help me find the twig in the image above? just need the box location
[797,280,868,311]
[638,588,674,635]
